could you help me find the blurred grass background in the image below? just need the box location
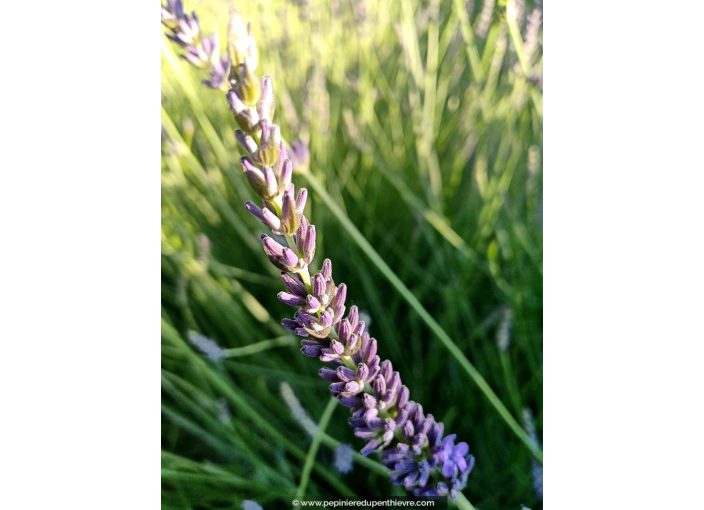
[161,0,543,508]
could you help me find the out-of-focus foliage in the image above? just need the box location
[161,0,543,508]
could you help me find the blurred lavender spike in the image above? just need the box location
[523,408,543,500]
[161,0,185,29]
[280,382,319,436]
[289,140,310,171]
[187,331,226,361]
[334,444,354,474]
[161,1,231,90]
[203,54,231,89]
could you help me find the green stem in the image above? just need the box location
[453,0,485,82]
[454,492,477,510]
[296,397,338,500]
[301,170,543,463]
[500,351,524,419]
[223,336,296,358]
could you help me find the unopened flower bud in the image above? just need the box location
[227,90,259,133]
[257,75,276,122]
[235,63,261,106]
[255,120,281,167]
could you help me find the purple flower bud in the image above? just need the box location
[411,403,424,427]
[344,381,363,395]
[395,407,410,428]
[418,417,432,436]
[397,386,410,409]
[337,319,351,345]
[302,225,316,265]
[373,376,386,396]
[261,234,300,272]
[428,421,444,447]
[282,318,300,331]
[322,259,332,279]
[283,246,299,266]
[403,421,415,439]
[360,438,382,456]
[320,310,334,328]
[388,372,401,394]
[379,360,393,382]
[295,188,308,215]
[367,418,384,430]
[319,367,339,382]
[312,274,325,297]
[367,355,381,378]
[257,75,275,121]
[305,295,321,312]
[274,142,288,178]
[300,342,324,357]
[330,382,346,394]
[263,166,278,199]
[279,185,299,235]
[356,363,369,382]
[403,471,419,489]
[279,159,292,192]
[281,273,308,297]
[339,396,362,409]
[229,94,259,133]
[362,394,377,409]
[330,339,345,354]
[263,210,283,233]
[336,366,356,382]
[354,427,376,439]
[349,417,367,428]
[278,292,306,307]
[255,120,281,167]
[347,306,359,330]
[241,157,270,199]
[332,284,347,317]
[235,129,258,155]
[261,233,284,258]
[245,201,281,230]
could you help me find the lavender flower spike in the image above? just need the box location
[186,8,477,500]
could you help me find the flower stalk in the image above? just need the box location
[217,9,475,500]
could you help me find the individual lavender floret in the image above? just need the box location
[438,435,474,479]
[187,331,226,360]
[334,444,354,474]
[242,501,263,510]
